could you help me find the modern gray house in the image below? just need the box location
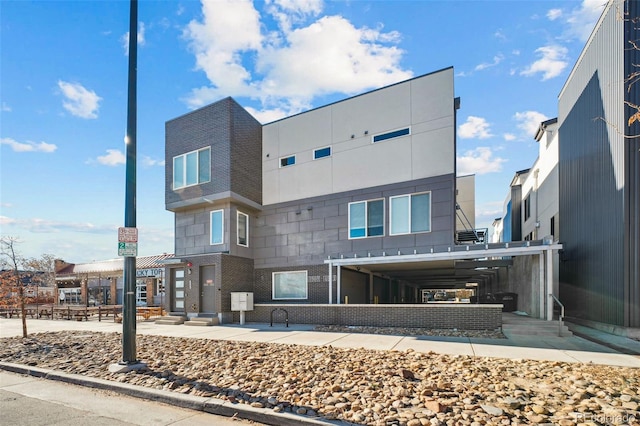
[163,67,561,329]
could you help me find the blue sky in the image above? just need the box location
[1,0,605,263]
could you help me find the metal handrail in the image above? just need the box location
[549,294,565,336]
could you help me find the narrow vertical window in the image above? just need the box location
[237,211,248,247]
[210,209,224,245]
[173,156,184,189]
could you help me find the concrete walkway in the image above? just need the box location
[1,315,638,367]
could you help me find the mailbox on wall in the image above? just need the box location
[231,292,254,324]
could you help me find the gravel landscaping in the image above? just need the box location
[1,331,639,425]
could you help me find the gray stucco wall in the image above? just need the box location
[253,174,456,269]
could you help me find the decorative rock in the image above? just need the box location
[0,329,636,426]
[400,369,415,379]
[480,404,503,416]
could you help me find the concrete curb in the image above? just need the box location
[0,362,341,426]
[566,323,640,356]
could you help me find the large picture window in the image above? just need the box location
[349,199,384,239]
[390,192,431,235]
[237,211,248,247]
[173,147,211,189]
[273,271,308,300]
[210,209,223,245]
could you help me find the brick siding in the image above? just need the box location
[241,303,503,330]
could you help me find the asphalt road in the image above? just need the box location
[0,371,260,426]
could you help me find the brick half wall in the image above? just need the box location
[240,303,503,330]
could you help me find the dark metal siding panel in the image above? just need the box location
[510,186,522,241]
[558,2,626,325]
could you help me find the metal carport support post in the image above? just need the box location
[546,247,554,321]
[328,260,333,304]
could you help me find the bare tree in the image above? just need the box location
[0,236,28,337]
[24,253,57,314]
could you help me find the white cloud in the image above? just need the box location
[514,110,549,138]
[96,149,126,166]
[141,156,165,167]
[122,21,146,55]
[266,0,323,32]
[3,216,115,234]
[503,133,516,141]
[520,45,568,80]
[0,137,57,153]
[547,8,563,21]
[244,106,289,124]
[562,0,606,42]
[57,80,102,119]
[1,102,11,112]
[475,54,504,71]
[457,147,506,175]
[458,116,493,139]
[183,0,412,115]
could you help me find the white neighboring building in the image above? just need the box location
[498,118,559,244]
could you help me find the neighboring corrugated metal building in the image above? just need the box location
[558,0,639,328]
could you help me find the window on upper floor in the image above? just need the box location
[280,155,295,167]
[210,209,224,245]
[524,194,531,221]
[372,127,411,143]
[173,147,211,189]
[348,199,384,239]
[237,211,248,247]
[313,146,331,160]
[390,192,431,235]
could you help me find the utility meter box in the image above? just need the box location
[231,292,254,311]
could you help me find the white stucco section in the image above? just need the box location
[455,174,476,231]
[262,68,456,205]
[521,122,559,241]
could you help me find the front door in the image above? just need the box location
[172,268,185,312]
[200,265,216,313]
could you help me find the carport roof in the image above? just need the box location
[325,241,562,287]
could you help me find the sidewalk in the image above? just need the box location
[1,316,638,367]
[0,371,262,426]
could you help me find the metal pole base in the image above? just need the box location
[108,361,147,373]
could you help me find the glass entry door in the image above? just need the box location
[172,269,185,312]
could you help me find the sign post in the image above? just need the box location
[109,0,144,373]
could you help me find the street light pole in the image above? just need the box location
[121,0,138,365]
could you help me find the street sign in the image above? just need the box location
[118,242,137,257]
[118,227,138,243]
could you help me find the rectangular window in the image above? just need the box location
[210,209,224,245]
[372,127,410,143]
[237,211,248,247]
[173,147,211,189]
[280,155,295,167]
[390,192,431,235]
[524,194,531,221]
[348,199,384,239]
[550,216,555,238]
[273,271,308,300]
[313,146,331,159]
